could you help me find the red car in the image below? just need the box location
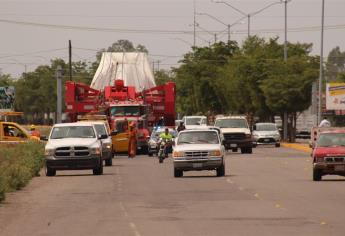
[312,130,345,181]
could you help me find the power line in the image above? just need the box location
[1,18,345,35]
[0,48,66,59]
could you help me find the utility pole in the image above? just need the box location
[318,0,325,125]
[247,15,250,37]
[56,65,63,124]
[193,0,196,47]
[152,61,155,74]
[227,24,231,42]
[69,40,72,81]
[283,0,288,141]
[157,60,161,71]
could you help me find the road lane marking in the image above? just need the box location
[129,222,141,236]
[254,193,260,199]
[238,187,244,191]
[226,178,233,184]
[320,221,327,225]
[275,204,281,208]
[120,202,129,217]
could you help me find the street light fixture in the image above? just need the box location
[212,0,289,37]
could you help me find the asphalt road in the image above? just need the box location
[1,146,345,236]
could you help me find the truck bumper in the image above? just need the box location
[223,139,252,149]
[45,155,101,170]
[314,163,345,176]
[174,157,223,171]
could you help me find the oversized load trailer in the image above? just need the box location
[65,53,175,154]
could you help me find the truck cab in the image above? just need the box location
[214,116,253,154]
[182,116,208,130]
[0,122,39,143]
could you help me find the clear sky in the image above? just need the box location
[0,0,344,78]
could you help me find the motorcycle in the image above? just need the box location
[157,139,171,163]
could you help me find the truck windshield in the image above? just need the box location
[317,133,345,147]
[215,119,248,129]
[50,126,95,139]
[185,117,205,125]
[178,131,219,144]
[110,106,140,117]
[256,124,277,131]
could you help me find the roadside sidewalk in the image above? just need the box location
[281,142,311,153]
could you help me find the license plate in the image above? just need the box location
[264,139,270,142]
[335,165,345,171]
[138,147,142,150]
[193,163,203,168]
[230,144,237,148]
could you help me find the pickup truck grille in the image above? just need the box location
[223,133,246,141]
[325,157,345,163]
[185,151,209,159]
[55,146,89,157]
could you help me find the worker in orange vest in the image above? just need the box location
[30,125,41,138]
[128,122,137,158]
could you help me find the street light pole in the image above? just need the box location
[318,0,325,125]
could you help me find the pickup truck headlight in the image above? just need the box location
[102,143,112,150]
[173,151,184,158]
[246,134,252,138]
[44,149,55,156]
[90,147,101,155]
[209,150,222,156]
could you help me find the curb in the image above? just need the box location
[281,143,311,153]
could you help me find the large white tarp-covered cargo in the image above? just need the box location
[91,52,156,92]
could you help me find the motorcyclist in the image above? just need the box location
[159,128,173,157]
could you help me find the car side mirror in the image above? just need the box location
[40,136,48,141]
[110,130,118,136]
[99,134,108,139]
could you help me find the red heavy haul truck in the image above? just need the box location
[64,53,176,154]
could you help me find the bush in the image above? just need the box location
[0,142,44,202]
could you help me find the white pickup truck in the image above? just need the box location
[44,122,108,176]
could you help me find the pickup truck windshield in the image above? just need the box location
[178,131,219,144]
[50,126,95,139]
[215,119,248,129]
[317,133,345,147]
[185,117,206,125]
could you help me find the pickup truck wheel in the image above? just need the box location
[275,143,281,148]
[174,169,183,177]
[313,169,322,181]
[45,166,56,177]
[216,164,225,177]
[148,152,153,157]
[232,148,238,152]
[246,147,253,154]
[241,148,246,154]
[93,162,103,175]
[105,157,112,166]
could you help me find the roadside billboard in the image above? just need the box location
[0,86,15,111]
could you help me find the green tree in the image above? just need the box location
[326,46,345,81]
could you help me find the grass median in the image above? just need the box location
[0,142,45,202]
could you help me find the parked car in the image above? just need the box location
[312,130,345,181]
[214,116,253,154]
[252,123,281,147]
[173,129,225,177]
[44,122,107,176]
[148,127,177,156]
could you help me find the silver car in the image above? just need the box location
[252,123,281,147]
[173,129,225,177]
